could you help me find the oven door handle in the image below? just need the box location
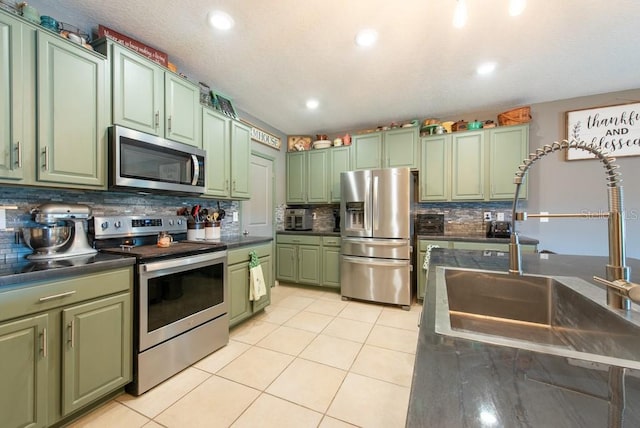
[142,251,226,272]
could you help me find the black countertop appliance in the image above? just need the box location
[486,220,512,238]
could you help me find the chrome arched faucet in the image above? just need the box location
[509,139,640,310]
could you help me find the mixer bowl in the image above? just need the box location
[22,226,72,254]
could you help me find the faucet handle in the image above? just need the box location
[593,276,640,303]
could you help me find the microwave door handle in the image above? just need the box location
[190,154,200,185]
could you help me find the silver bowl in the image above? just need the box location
[22,226,72,254]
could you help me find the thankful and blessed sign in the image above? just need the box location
[98,25,168,67]
[566,102,640,160]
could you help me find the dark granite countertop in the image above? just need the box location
[0,253,135,289]
[416,234,539,245]
[222,235,273,249]
[276,230,340,237]
[407,249,640,427]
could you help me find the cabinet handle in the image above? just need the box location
[40,328,47,358]
[168,116,172,132]
[67,320,75,348]
[225,179,229,190]
[41,146,48,170]
[233,180,236,191]
[15,141,22,168]
[155,111,160,129]
[39,290,76,302]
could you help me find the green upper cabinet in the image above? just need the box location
[230,120,251,199]
[420,135,451,201]
[111,42,163,136]
[419,125,529,202]
[165,73,201,146]
[0,12,26,181]
[286,146,351,204]
[201,108,250,199]
[488,124,529,199]
[352,127,418,170]
[307,150,329,203]
[98,40,201,147]
[352,133,382,170]
[286,151,307,204]
[0,314,48,428]
[36,31,107,187]
[329,146,351,203]
[451,130,485,200]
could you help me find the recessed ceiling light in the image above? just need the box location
[453,0,467,28]
[355,29,378,47]
[477,62,497,75]
[509,0,526,16]
[306,99,319,110]
[208,10,234,30]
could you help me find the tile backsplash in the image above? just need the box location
[0,186,239,261]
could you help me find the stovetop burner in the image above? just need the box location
[100,241,227,262]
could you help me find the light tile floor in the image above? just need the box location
[68,284,422,428]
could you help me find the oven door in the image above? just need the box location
[138,251,227,351]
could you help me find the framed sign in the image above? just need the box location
[243,121,282,150]
[566,102,640,160]
[212,93,238,119]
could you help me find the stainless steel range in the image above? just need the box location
[92,215,228,395]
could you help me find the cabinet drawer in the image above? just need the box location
[0,267,133,322]
[322,236,341,247]
[418,240,451,251]
[228,243,272,265]
[277,234,321,246]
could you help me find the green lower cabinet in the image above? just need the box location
[61,293,131,416]
[228,243,273,328]
[276,234,340,289]
[298,245,321,285]
[0,314,48,428]
[321,246,340,288]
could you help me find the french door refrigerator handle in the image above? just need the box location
[373,175,379,231]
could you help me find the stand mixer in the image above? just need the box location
[23,203,97,260]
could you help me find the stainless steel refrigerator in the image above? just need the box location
[340,168,413,309]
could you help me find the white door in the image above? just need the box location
[242,153,274,236]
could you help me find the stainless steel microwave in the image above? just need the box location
[109,125,206,195]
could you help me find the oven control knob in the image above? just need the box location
[176,219,183,225]
[168,219,174,226]
[114,221,122,229]
[100,221,109,230]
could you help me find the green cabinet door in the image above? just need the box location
[384,127,418,169]
[452,131,484,200]
[111,43,163,136]
[228,261,251,326]
[252,254,272,313]
[420,135,451,201]
[276,243,297,283]
[286,152,307,204]
[321,245,340,288]
[0,13,26,181]
[307,150,329,203]
[488,124,529,200]
[36,31,106,187]
[61,293,131,416]
[329,147,350,203]
[202,108,231,197]
[298,245,321,285]
[165,73,201,147]
[230,120,251,199]
[0,314,48,428]
[352,133,382,170]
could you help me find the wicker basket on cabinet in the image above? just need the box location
[497,106,531,126]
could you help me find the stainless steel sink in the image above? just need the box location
[434,267,640,369]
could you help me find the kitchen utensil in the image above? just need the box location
[157,231,173,248]
[217,201,225,220]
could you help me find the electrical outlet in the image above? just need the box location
[540,211,549,222]
[232,211,238,222]
[483,212,492,221]
[312,212,317,220]
[497,212,505,221]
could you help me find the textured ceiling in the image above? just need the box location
[26,0,640,135]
